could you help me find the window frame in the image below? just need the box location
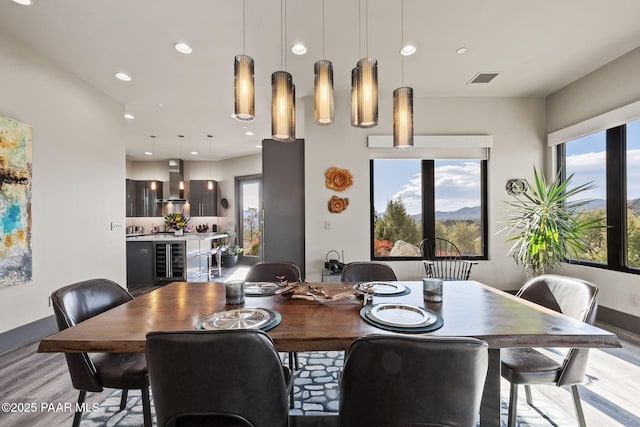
[369,158,489,262]
[558,123,639,274]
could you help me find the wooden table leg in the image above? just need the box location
[480,348,501,427]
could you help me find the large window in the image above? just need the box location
[371,159,487,260]
[558,119,640,273]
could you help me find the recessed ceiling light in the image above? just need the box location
[291,43,307,55]
[124,113,135,120]
[190,151,198,155]
[11,0,32,5]
[144,151,153,156]
[114,72,132,81]
[174,42,193,54]
[245,131,254,136]
[456,47,467,55]
[400,45,416,56]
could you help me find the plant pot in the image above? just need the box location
[174,229,183,236]
[221,254,238,267]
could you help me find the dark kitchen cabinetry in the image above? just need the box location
[126,241,154,289]
[153,241,186,284]
[189,180,218,216]
[126,179,137,217]
[128,180,163,217]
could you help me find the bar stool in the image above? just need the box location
[208,246,223,279]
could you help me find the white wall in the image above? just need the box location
[304,95,546,290]
[0,33,126,333]
[126,154,261,238]
[546,47,640,318]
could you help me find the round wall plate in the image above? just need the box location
[506,178,527,195]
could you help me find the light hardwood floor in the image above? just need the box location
[0,322,638,426]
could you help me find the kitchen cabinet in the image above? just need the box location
[134,180,163,217]
[153,241,186,284]
[189,180,218,217]
[126,241,154,289]
[262,139,305,277]
[126,179,137,217]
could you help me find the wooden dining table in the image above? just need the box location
[39,280,620,427]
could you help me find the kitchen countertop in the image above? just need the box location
[126,232,228,241]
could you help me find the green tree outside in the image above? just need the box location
[374,198,421,249]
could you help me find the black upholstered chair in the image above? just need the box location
[146,329,291,427]
[419,237,475,280]
[244,261,301,284]
[340,261,398,282]
[501,274,599,427]
[339,335,488,427]
[50,278,151,427]
[245,261,302,380]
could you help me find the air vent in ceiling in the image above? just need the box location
[469,72,499,84]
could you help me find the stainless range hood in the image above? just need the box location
[157,159,187,203]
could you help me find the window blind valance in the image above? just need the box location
[367,135,493,159]
[547,98,640,146]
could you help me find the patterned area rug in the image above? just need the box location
[83,351,577,426]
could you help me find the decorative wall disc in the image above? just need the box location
[506,178,527,195]
[328,195,349,213]
[325,167,353,191]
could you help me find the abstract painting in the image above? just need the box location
[0,116,32,287]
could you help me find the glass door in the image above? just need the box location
[236,175,262,264]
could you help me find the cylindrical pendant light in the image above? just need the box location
[393,87,413,148]
[351,67,360,127]
[356,57,378,128]
[271,71,295,142]
[234,54,255,121]
[314,60,334,125]
[314,0,334,126]
[234,0,255,121]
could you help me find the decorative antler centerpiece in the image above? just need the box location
[275,277,371,305]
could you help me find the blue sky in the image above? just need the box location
[373,159,481,215]
[566,119,640,200]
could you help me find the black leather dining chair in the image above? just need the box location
[244,260,301,408]
[146,329,291,427]
[50,278,151,427]
[339,335,488,427]
[340,261,397,282]
[501,274,599,427]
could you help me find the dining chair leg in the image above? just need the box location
[72,390,86,427]
[119,389,128,410]
[141,386,152,427]
[289,381,295,409]
[293,352,299,370]
[571,385,587,427]
[524,384,534,406]
[507,383,518,427]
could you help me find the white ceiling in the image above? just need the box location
[2,0,640,161]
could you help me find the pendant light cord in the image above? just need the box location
[242,0,246,54]
[365,0,368,57]
[322,0,325,59]
[401,0,404,86]
[358,0,361,58]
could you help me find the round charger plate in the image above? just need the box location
[245,282,280,296]
[197,308,281,331]
[360,304,443,333]
[352,282,411,297]
[367,303,436,328]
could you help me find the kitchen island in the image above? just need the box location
[126,232,228,287]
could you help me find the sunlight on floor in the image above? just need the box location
[225,266,250,282]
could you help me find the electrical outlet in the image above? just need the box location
[48,296,51,307]
[110,222,123,231]
[324,220,331,230]
[631,293,640,307]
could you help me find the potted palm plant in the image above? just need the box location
[220,245,243,267]
[500,168,605,277]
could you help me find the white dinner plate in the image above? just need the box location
[353,282,407,296]
[366,303,437,328]
[199,308,273,330]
